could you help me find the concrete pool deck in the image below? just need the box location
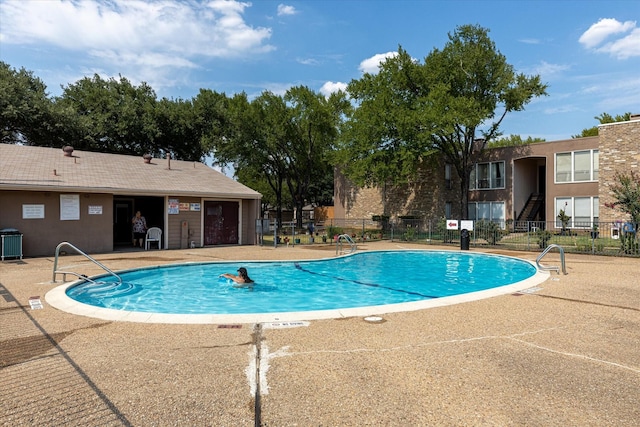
[1,241,638,426]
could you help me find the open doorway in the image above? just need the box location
[113,196,164,248]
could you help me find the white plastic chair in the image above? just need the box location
[145,227,162,250]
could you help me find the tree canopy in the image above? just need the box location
[340,24,547,218]
[213,87,347,226]
[0,62,61,145]
[572,112,631,138]
[488,134,546,148]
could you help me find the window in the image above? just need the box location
[445,164,452,189]
[555,196,599,228]
[555,150,598,183]
[468,201,505,228]
[556,153,571,182]
[445,202,452,219]
[491,162,504,188]
[470,161,505,190]
[477,163,490,188]
[573,151,591,181]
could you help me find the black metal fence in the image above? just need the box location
[263,218,639,257]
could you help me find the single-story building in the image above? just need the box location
[0,144,262,257]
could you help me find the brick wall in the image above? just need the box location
[598,119,640,222]
[335,156,462,220]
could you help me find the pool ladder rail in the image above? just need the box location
[52,241,123,284]
[335,234,357,255]
[536,244,567,275]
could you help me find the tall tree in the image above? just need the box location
[155,97,210,161]
[216,91,291,226]
[57,74,159,155]
[284,86,348,227]
[572,112,631,138]
[0,61,60,145]
[342,25,547,218]
[214,88,345,228]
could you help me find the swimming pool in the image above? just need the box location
[46,250,548,324]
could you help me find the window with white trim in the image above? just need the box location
[555,150,598,183]
[469,161,505,190]
[468,201,505,228]
[554,196,599,228]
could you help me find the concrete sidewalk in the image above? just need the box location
[1,242,638,426]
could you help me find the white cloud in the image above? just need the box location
[597,27,640,59]
[358,52,398,74]
[579,18,639,59]
[319,81,347,97]
[297,58,320,66]
[530,61,570,79]
[0,0,274,64]
[518,38,541,45]
[277,4,297,16]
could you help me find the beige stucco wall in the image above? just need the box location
[0,190,113,257]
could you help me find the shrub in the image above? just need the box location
[474,220,503,245]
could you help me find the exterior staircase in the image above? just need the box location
[515,193,544,231]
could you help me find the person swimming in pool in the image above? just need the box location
[221,267,254,287]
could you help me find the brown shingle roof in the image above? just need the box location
[0,144,261,198]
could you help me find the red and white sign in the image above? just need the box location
[446,219,458,230]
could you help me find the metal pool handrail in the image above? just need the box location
[336,234,357,255]
[52,241,122,284]
[536,244,567,275]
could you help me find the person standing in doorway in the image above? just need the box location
[131,210,147,248]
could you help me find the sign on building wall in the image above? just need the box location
[190,203,201,211]
[179,202,190,211]
[22,204,45,219]
[60,194,80,220]
[88,205,103,215]
[168,199,179,214]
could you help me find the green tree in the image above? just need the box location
[572,112,631,138]
[607,171,640,254]
[214,88,344,228]
[488,134,545,148]
[216,91,291,225]
[57,74,159,155]
[0,61,60,145]
[193,89,232,161]
[284,86,348,227]
[607,171,640,225]
[341,25,547,218]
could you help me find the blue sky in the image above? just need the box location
[1,0,639,141]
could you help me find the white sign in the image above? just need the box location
[262,321,309,329]
[190,203,201,212]
[29,297,43,310]
[88,205,103,215]
[460,220,474,231]
[60,194,80,220]
[446,219,459,230]
[22,204,45,219]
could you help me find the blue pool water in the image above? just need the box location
[66,250,537,315]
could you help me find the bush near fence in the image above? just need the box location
[259,218,639,257]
